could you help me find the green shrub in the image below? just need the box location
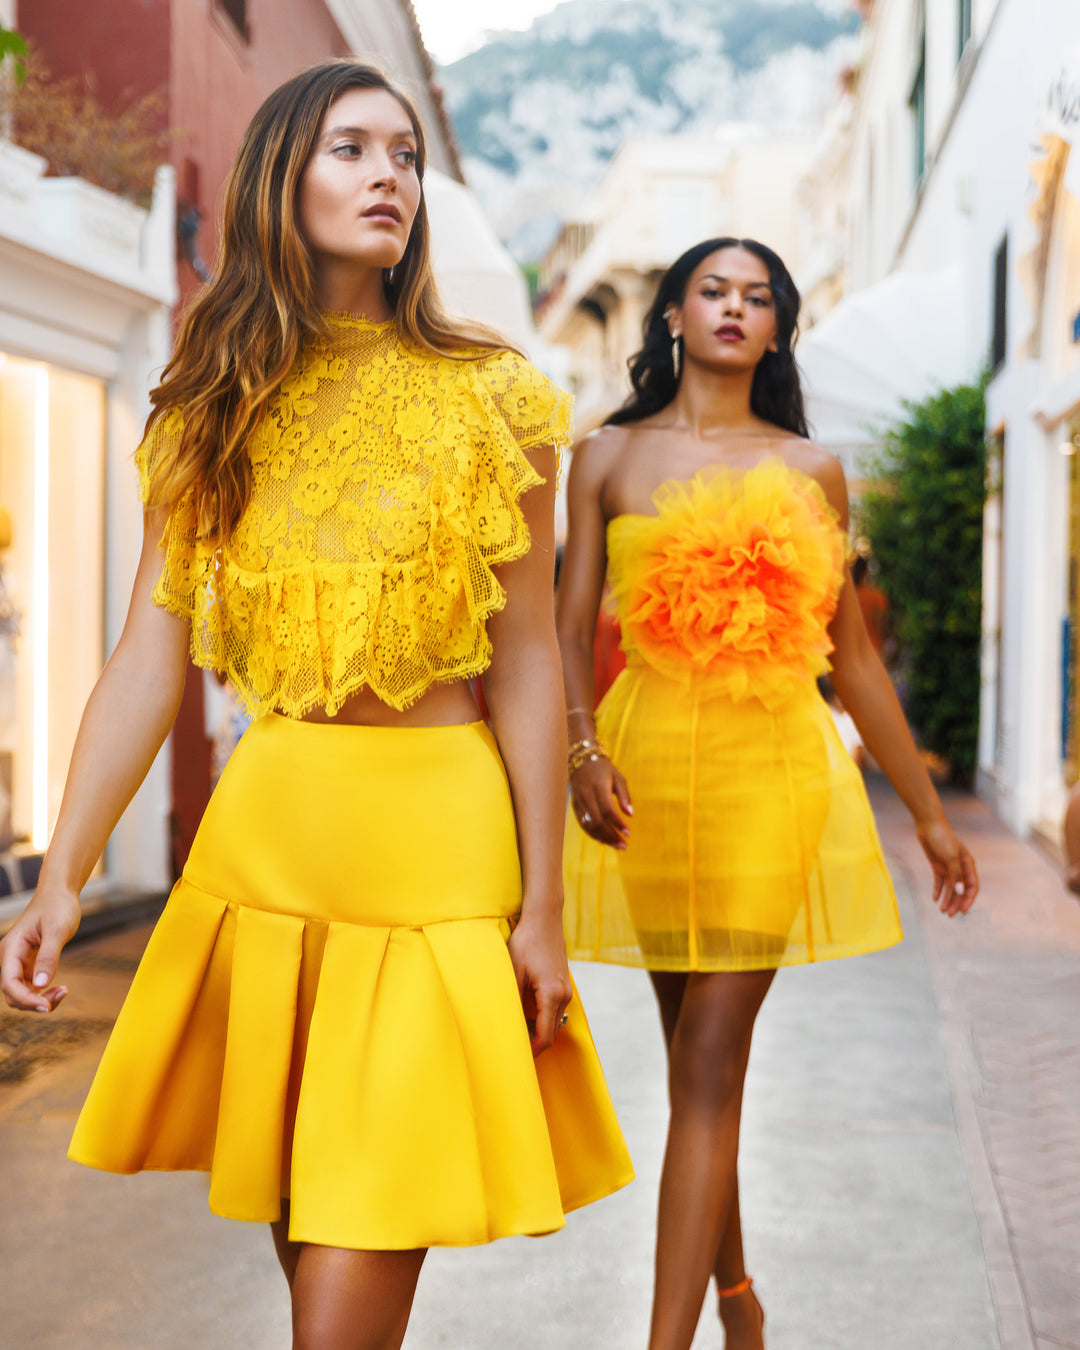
[857,380,987,784]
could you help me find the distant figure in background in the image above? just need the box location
[852,554,890,659]
[203,670,253,790]
[1063,781,1080,895]
[817,674,865,770]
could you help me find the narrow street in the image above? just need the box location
[1,778,1077,1350]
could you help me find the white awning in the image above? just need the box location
[424,169,536,353]
[797,267,968,480]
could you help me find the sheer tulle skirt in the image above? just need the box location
[563,665,902,972]
[70,715,632,1248]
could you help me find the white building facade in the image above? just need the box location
[0,144,177,910]
[805,0,1080,842]
[538,128,819,430]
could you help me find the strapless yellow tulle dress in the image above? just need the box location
[563,459,903,972]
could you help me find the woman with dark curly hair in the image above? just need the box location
[556,237,977,1350]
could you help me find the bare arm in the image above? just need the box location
[484,446,572,1055]
[554,431,632,848]
[0,508,191,1010]
[815,455,978,915]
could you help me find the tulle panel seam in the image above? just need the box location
[687,691,701,968]
[777,713,815,962]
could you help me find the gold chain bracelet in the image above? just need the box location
[567,737,608,777]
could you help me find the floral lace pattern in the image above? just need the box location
[607,459,846,708]
[137,318,571,715]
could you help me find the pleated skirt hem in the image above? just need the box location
[69,716,633,1249]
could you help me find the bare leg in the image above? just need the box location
[647,968,774,1350]
[288,1243,426,1350]
[1064,782,1080,894]
[272,1201,302,1289]
[649,975,757,1302]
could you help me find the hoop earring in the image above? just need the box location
[672,333,682,381]
[386,265,396,285]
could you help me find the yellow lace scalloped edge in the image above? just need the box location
[150,440,551,718]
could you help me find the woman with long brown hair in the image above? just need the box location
[0,61,631,1348]
[556,237,977,1349]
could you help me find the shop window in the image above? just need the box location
[991,235,1008,373]
[957,0,973,62]
[0,357,105,850]
[216,0,249,42]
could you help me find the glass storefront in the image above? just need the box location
[0,354,106,852]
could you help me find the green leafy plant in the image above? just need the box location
[0,25,27,83]
[857,379,988,784]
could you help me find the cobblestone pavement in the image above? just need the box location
[0,779,1075,1348]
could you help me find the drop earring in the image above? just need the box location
[672,332,682,380]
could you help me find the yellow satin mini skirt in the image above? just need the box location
[70,715,633,1249]
[563,665,903,972]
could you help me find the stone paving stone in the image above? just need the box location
[413,865,999,1349]
[869,779,1080,1350]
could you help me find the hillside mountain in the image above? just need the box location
[439,0,860,260]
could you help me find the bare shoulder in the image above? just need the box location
[566,423,631,490]
[780,439,848,512]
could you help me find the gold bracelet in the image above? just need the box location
[565,706,592,719]
[567,736,602,757]
[567,737,608,776]
[568,749,608,778]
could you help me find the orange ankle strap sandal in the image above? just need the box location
[717,1276,753,1299]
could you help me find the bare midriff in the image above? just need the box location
[297,678,482,728]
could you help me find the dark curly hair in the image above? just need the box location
[606,236,808,437]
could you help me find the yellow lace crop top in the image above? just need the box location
[136,316,572,716]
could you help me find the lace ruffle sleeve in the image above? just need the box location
[471,350,572,474]
[133,408,184,506]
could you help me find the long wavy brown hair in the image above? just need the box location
[145,60,512,542]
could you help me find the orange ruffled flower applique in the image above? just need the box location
[612,459,846,707]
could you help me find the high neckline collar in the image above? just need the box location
[320,309,396,331]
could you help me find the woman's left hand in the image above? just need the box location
[508,910,573,1057]
[915,815,979,917]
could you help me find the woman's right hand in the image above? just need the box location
[570,755,633,849]
[915,815,979,918]
[0,886,81,1012]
